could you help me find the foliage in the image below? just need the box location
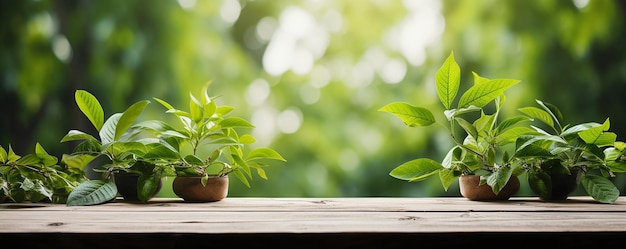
[517,100,626,203]
[62,90,161,206]
[0,143,86,203]
[380,52,531,194]
[137,83,286,187]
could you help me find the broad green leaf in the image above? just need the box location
[389,158,443,182]
[137,171,162,202]
[239,134,256,144]
[496,115,532,133]
[189,92,204,124]
[536,100,563,128]
[458,79,520,108]
[34,143,58,166]
[115,100,150,141]
[378,102,436,127]
[60,130,99,143]
[443,106,480,121]
[513,136,554,158]
[184,154,205,165]
[66,180,118,206]
[579,118,613,146]
[581,175,619,204]
[232,154,251,177]
[75,90,105,131]
[220,117,255,128]
[245,148,286,162]
[16,154,41,166]
[0,145,7,163]
[486,166,513,194]
[496,127,536,146]
[216,106,235,116]
[439,168,457,191]
[232,169,251,188]
[518,107,554,130]
[100,113,122,145]
[455,117,478,141]
[472,71,490,85]
[61,154,97,170]
[435,52,460,110]
[527,170,552,200]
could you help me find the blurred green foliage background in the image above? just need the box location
[2,0,625,198]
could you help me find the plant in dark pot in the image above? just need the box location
[62,90,166,206]
[516,100,626,203]
[137,84,286,202]
[379,52,534,201]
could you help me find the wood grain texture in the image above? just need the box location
[2,197,625,248]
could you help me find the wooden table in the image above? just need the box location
[2,197,626,248]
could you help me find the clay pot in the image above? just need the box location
[459,175,520,201]
[172,175,229,202]
[114,172,162,202]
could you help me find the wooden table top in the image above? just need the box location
[2,197,626,248]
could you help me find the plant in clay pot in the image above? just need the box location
[62,90,166,206]
[137,84,286,202]
[379,52,534,201]
[516,99,626,203]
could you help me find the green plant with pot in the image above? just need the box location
[516,99,626,203]
[379,52,535,200]
[62,90,166,206]
[0,143,86,203]
[136,84,286,202]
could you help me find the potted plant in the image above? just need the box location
[516,99,626,203]
[379,52,534,200]
[0,143,86,203]
[136,84,286,202]
[62,90,165,206]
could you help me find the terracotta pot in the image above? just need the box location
[114,172,162,202]
[172,175,229,202]
[459,175,520,201]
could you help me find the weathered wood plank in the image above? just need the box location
[2,196,625,212]
[1,197,626,235]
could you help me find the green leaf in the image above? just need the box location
[75,90,105,132]
[496,127,536,146]
[497,115,532,133]
[66,180,118,206]
[220,117,255,128]
[455,117,478,141]
[527,170,552,200]
[518,107,554,130]
[439,168,458,191]
[472,71,490,85]
[245,148,286,162]
[61,154,97,170]
[578,118,614,146]
[378,102,436,127]
[189,92,204,124]
[389,158,444,182]
[458,79,520,108]
[184,154,205,165]
[486,166,513,194]
[581,175,619,204]
[100,113,122,145]
[435,52,460,110]
[137,171,162,202]
[60,130,100,143]
[115,100,150,141]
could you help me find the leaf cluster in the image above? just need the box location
[138,83,286,188]
[0,143,86,203]
[379,51,530,194]
[63,84,285,206]
[517,100,626,203]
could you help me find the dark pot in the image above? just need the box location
[114,172,162,202]
[172,175,229,202]
[541,169,581,201]
[459,175,520,201]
